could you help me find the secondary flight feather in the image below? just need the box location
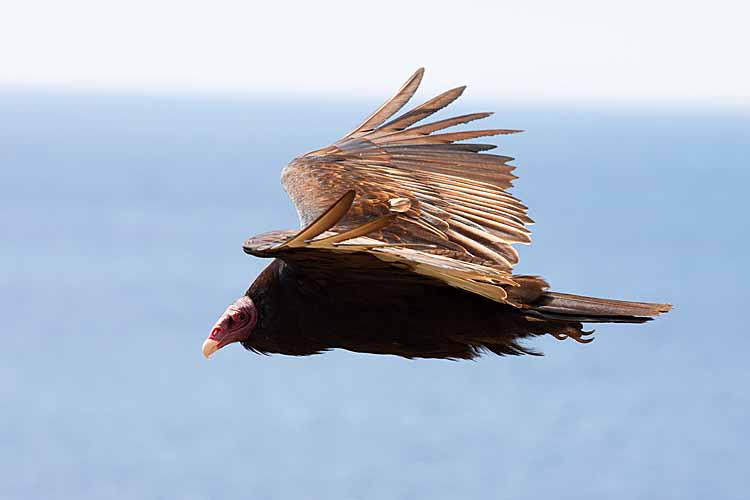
[203,69,671,360]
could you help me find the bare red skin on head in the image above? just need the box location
[208,296,257,350]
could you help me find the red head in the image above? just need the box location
[202,296,258,358]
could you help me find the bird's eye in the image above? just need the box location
[237,313,246,322]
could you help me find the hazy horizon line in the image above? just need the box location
[2,83,747,115]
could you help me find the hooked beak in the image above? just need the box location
[202,338,220,359]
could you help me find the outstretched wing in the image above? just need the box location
[244,191,519,304]
[281,68,532,272]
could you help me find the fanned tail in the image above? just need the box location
[527,291,672,323]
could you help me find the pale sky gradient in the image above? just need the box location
[1,0,748,107]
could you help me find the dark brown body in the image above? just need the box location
[244,260,591,359]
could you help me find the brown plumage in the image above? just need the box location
[203,68,671,360]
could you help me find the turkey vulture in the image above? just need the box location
[203,68,671,360]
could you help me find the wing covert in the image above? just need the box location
[243,191,518,304]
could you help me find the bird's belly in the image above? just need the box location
[299,284,524,359]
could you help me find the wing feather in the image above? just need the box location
[366,112,492,141]
[385,129,522,145]
[346,68,425,137]
[281,69,533,272]
[378,86,466,131]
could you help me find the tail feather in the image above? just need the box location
[528,291,672,323]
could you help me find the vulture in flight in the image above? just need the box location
[203,68,671,360]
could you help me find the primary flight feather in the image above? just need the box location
[203,68,671,360]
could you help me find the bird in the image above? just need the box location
[202,68,671,360]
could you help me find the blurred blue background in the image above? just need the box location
[0,90,747,500]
